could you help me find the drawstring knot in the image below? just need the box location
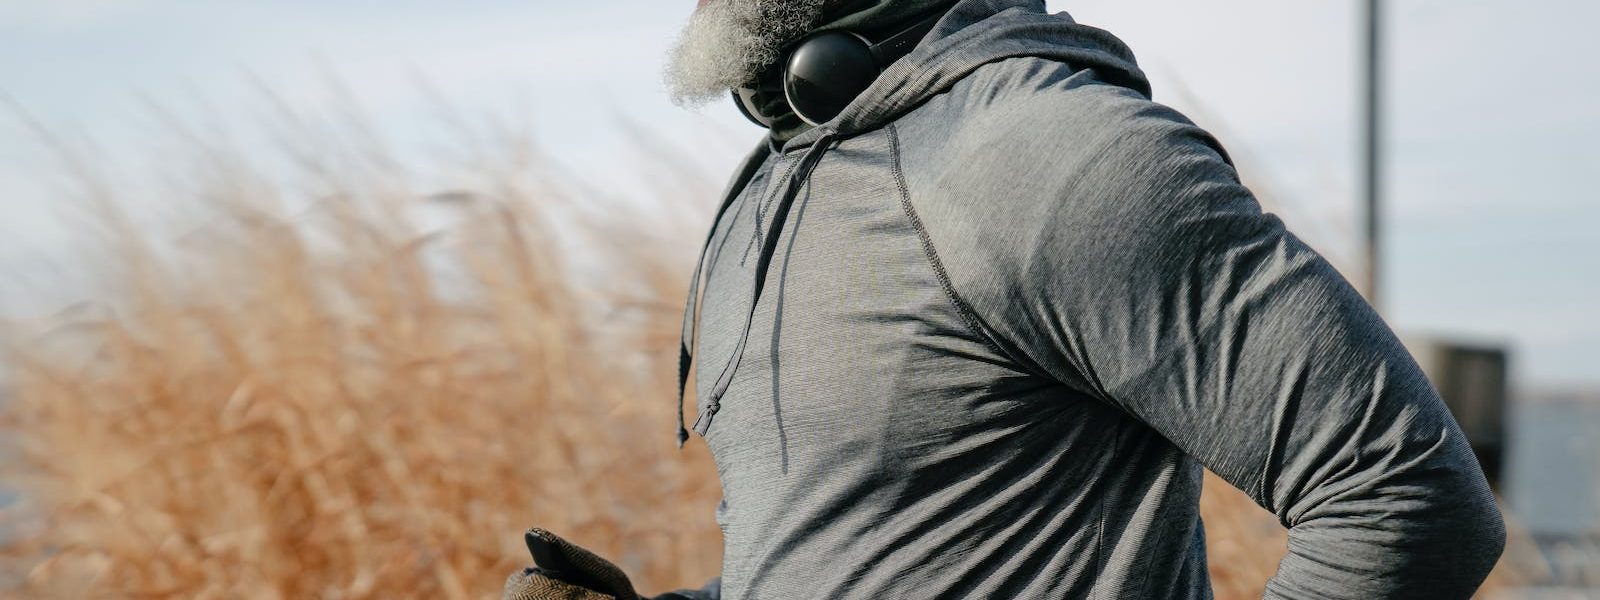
[676,131,838,445]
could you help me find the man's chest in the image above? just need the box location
[688,150,1033,478]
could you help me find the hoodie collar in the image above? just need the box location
[781,0,1151,151]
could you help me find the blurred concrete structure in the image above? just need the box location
[1404,335,1510,486]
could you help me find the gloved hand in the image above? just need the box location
[502,528,641,600]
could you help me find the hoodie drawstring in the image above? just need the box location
[677,131,838,444]
[675,146,772,448]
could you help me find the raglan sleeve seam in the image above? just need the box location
[885,122,1110,400]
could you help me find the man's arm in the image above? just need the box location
[914,98,1505,598]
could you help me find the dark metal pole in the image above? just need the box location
[1362,0,1383,309]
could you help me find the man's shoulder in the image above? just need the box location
[956,54,1158,131]
[895,55,1234,220]
[895,55,1223,194]
[888,55,1251,297]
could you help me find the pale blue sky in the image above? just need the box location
[2,0,1596,388]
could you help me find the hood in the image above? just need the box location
[819,0,960,34]
[783,0,1151,149]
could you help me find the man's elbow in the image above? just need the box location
[1377,445,1508,592]
[1286,434,1508,596]
[1414,429,1507,582]
[1442,476,1507,581]
[1281,483,1506,599]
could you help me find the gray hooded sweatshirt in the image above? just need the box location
[669,1,1506,598]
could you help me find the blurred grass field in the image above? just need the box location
[0,99,1527,598]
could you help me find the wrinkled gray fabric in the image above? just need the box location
[673,0,1505,598]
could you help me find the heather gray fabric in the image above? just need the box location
[672,0,1506,598]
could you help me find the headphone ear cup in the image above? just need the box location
[783,30,880,126]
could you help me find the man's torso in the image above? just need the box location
[691,65,1213,598]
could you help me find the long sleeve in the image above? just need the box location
[924,99,1506,598]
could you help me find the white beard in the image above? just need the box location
[664,0,830,107]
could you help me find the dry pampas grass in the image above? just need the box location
[0,97,723,598]
[0,94,1519,598]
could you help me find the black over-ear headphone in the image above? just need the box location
[732,8,947,129]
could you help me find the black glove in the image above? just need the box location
[502,528,640,600]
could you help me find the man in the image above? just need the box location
[505,0,1506,598]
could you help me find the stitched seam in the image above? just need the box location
[885,120,1118,402]
[886,123,1009,359]
[1136,475,1171,598]
[1087,424,1124,600]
